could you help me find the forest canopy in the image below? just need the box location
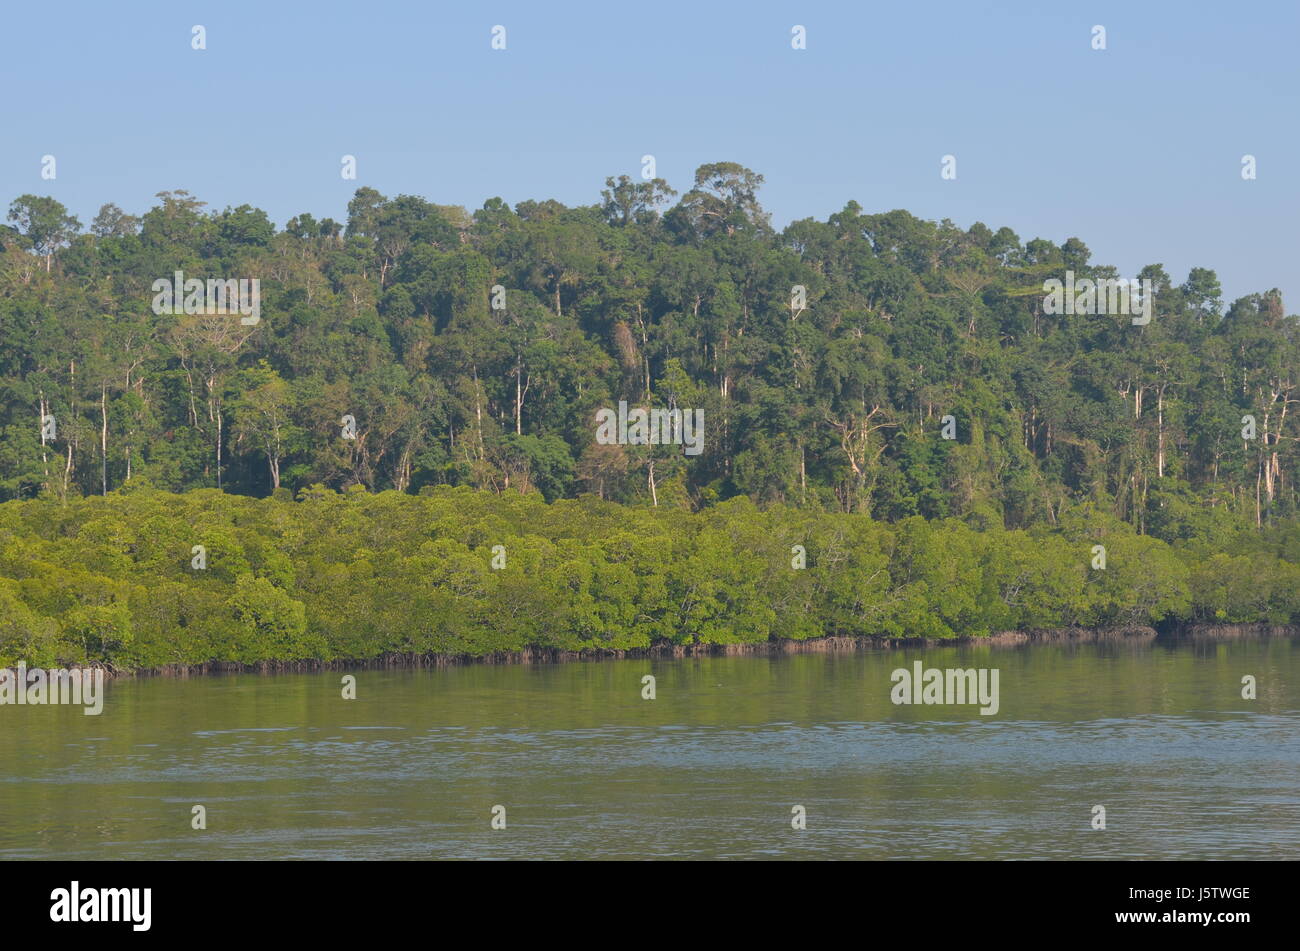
[2,166,1292,532]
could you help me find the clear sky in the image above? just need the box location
[3,0,1296,309]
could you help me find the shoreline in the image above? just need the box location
[23,622,1298,679]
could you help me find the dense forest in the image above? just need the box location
[1,162,1298,668]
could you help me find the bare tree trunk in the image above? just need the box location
[1156,385,1165,478]
[1256,459,1263,527]
[63,435,74,498]
[101,385,109,495]
[38,392,50,490]
[216,408,223,490]
[183,363,199,427]
[393,444,411,493]
[637,306,651,400]
[473,366,485,461]
[799,443,806,505]
[64,360,77,498]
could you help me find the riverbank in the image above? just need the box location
[55,622,1297,679]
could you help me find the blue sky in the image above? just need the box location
[3,0,1296,308]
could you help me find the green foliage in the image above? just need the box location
[225,575,311,661]
[0,487,1296,670]
[2,165,1300,669]
[2,166,1294,537]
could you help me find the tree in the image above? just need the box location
[231,364,304,491]
[7,195,81,270]
[90,203,141,238]
[667,162,770,239]
[600,175,677,226]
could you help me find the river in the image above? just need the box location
[2,636,1297,859]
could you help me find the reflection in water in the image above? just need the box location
[1,637,1297,859]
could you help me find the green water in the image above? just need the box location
[2,637,1297,859]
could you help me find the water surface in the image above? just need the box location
[2,637,1297,859]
